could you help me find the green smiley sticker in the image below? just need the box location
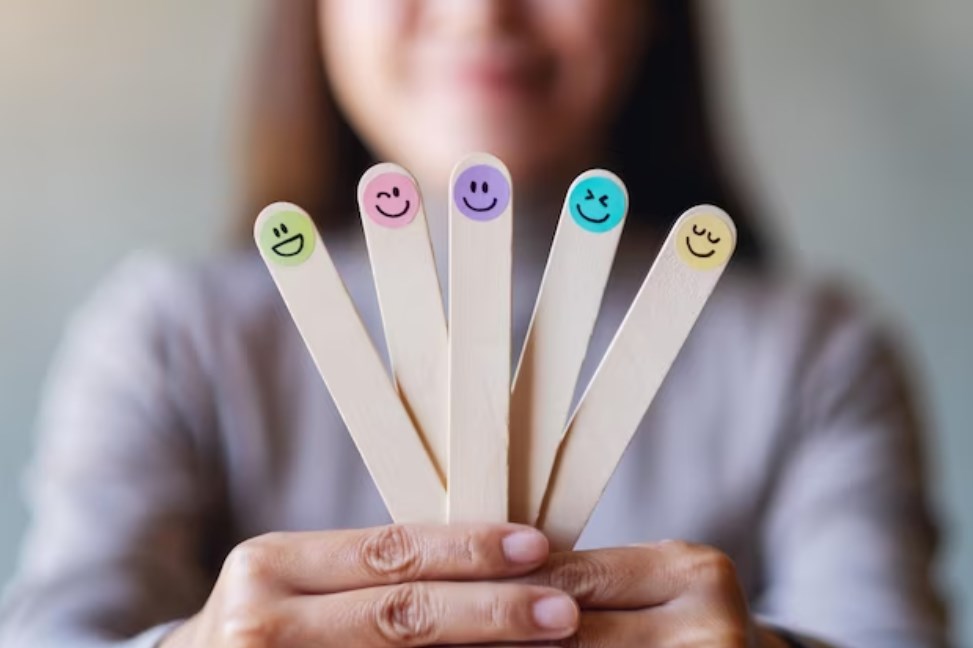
[258,209,316,266]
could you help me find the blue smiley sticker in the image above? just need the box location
[568,174,627,234]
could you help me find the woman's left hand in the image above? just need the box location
[521,540,788,647]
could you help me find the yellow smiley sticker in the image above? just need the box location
[675,213,735,270]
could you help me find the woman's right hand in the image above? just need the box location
[161,523,578,647]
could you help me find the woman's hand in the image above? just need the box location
[162,523,579,647]
[522,540,789,648]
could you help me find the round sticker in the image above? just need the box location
[453,164,511,222]
[362,172,420,228]
[257,209,316,266]
[675,213,734,270]
[568,176,627,233]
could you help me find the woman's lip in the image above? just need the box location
[457,61,536,88]
[418,43,551,94]
[451,57,550,96]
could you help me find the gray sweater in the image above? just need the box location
[0,224,948,647]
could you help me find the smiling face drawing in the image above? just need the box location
[568,175,627,233]
[454,164,511,221]
[257,209,316,266]
[676,213,734,270]
[362,171,420,228]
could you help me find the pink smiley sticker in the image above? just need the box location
[362,172,421,228]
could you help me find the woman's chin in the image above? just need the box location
[378,99,584,197]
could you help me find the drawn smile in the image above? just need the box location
[684,237,716,258]
[462,196,498,213]
[575,204,611,224]
[676,215,732,269]
[271,234,305,257]
[375,200,411,219]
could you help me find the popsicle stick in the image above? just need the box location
[448,153,513,523]
[255,202,445,524]
[509,169,629,525]
[538,205,737,549]
[358,163,448,482]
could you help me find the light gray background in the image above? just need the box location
[1,2,970,644]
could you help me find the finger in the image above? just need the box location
[560,606,749,647]
[521,540,738,609]
[555,609,653,647]
[222,523,550,594]
[557,610,635,647]
[278,581,579,647]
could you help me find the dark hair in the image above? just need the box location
[238,0,765,264]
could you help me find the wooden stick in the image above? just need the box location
[255,202,445,524]
[509,170,629,525]
[537,205,737,549]
[358,163,448,482]
[448,153,513,523]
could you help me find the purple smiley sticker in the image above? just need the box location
[453,164,511,222]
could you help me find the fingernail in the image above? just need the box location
[501,529,548,564]
[532,595,578,631]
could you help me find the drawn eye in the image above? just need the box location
[482,181,489,193]
[273,227,280,238]
[692,224,707,236]
[707,233,721,244]
[598,194,608,207]
[280,223,289,235]
[392,186,400,198]
[585,189,595,200]
[470,180,477,193]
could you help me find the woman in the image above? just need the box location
[0,1,948,646]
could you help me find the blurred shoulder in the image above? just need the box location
[702,267,892,357]
[68,248,278,339]
[55,249,298,388]
[686,267,906,405]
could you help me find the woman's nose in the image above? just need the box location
[422,0,528,40]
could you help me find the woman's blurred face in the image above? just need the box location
[321,0,649,193]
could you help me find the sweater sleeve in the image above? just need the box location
[0,253,221,647]
[754,290,949,648]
